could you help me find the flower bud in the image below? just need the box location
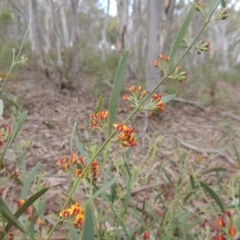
[143,231,150,239]
[218,215,226,227]
[153,60,158,67]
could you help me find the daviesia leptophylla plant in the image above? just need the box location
[1,1,235,240]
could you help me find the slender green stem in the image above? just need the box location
[167,21,208,76]
[46,218,61,240]
[15,22,30,62]
[0,22,29,98]
[189,163,217,216]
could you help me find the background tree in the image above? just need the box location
[146,0,162,92]
[0,0,239,97]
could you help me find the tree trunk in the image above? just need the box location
[60,2,70,48]
[160,0,176,54]
[70,0,80,45]
[29,0,42,57]
[101,0,110,61]
[117,0,129,58]
[146,0,163,92]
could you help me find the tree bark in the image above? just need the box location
[70,0,80,45]
[146,0,163,92]
[29,0,43,57]
[117,0,129,58]
[160,0,176,54]
[101,0,110,61]
[60,1,70,48]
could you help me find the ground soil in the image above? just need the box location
[1,70,240,239]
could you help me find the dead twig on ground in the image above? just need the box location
[222,112,240,121]
[176,138,236,166]
[172,97,205,111]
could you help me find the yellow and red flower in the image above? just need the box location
[91,111,108,129]
[58,154,99,181]
[151,94,164,113]
[60,202,84,228]
[0,125,11,147]
[114,124,136,148]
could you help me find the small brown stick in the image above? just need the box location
[222,112,240,121]
[132,183,165,195]
[172,97,205,111]
[176,138,236,166]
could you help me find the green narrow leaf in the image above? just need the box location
[0,99,3,118]
[29,209,36,239]
[84,175,119,206]
[111,206,129,238]
[233,144,240,167]
[20,163,41,199]
[0,198,25,234]
[123,162,131,178]
[200,181,225,213]
[208,0,221,19]
[190,175,195,189]
[36,199,47,217]
[3,187,49,234]
[108,50,129,136]
[221,0,226,7]
[0,111,28,168]
[163,168,173,185]
[10,111,28,143]
[82,205,94,240]
[70,122,77,154]
[161,234,173,240]
[21,209,36,240]
[166,3,196,74]
[202,167,227,175]
[95,96,104,114]
[123,177,132,214]
[75,131,87,158]
[162,94,176,104]
[184,191,197,204]
[68,223,79,240]
[111,183,117,205]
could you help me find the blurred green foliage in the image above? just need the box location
[81,49,118,80]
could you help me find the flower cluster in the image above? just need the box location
[91,111,108,130]
[216,211,238,239]
[57,153,99,181]
[153,54,170,75]
[214,9,228,21]
[114,124,136,148]
[122,85,166,118]
[60,202,84,228]
[151,94,164,113]
[196,1,228,21]
[196,1,206,12]
[17,199,46,231]
[122,85,146,109]
[0,125,11,147]
[168,65,188,82]
[195,1,208,20]
[202,210,239,239]
[195,40,210,54]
